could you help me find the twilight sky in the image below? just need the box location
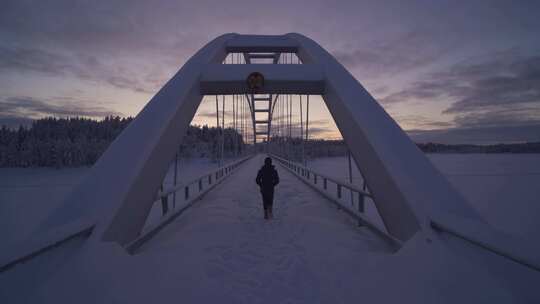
[1,0,539,143]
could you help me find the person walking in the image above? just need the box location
[255,157,280,219]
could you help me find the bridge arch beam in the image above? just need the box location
[286,33,482,241]
[45,33,481,246]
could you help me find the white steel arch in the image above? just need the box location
[39,33,530,256]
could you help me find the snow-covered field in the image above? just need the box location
[0,167,89,245]
[1,154,539,243]
[308,154,540,240]
[0,157,218,245]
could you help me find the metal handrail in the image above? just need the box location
[272,155,540,270]
[126,154,254,253]
[156,154,253,199]
[0,220,94,274]
[271,154,372,198]
[270,154,402,249]
[0,155,255,271]
[430,214,540,272]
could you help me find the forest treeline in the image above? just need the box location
[416,142,540,153]
[270,138,540,161]
[0,117,244,168]
[1,117,539,168]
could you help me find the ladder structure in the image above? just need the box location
[243,52,280,143]
[250,93,273,143]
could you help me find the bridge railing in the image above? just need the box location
[0,218,94,274]
[270,154,402,249]
[126,154,254,253]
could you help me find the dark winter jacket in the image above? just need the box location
[256,164,279,193]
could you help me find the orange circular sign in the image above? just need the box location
[246,72,264,91]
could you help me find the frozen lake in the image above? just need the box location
[0,157,217,245]
[1,154,539,244]
[308,153,540,240]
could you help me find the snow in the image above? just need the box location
[143,157,219,229]
[135,154,392,302]
[161,157,218,189]
[428,153,540,239]
[2,153,538,246]
[0,233,87,303]
[308,154,540,240]
[0,158,218,246]
[1,154,392,303]
[0,167,88,245]
[1,154,540,303]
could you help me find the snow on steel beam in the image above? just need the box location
[226,35,298,53]
[200,64,325,95]
[35,33,234,247]
[287,33,485,242]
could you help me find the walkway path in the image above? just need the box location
[137,154,391,303]
[5,154,391,303]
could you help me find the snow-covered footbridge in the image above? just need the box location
[1,34,539,303]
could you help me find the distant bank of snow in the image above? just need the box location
[308,153,540,240]
[0,167,89,244]
[0,157,220,245]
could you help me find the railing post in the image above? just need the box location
[209,175,212,185]
[323,178,327,190]
[161,194,169,215]
[314,174,317,184]
[347,149,354,206]
[185,186,189,200]
[199,179,203,191]
[358,192,365,226]
[358,193,365,212]
[173,153,179,209]
[335,184,342,210]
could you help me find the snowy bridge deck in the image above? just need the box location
[134,154,391,302]
[1,155,393,303]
